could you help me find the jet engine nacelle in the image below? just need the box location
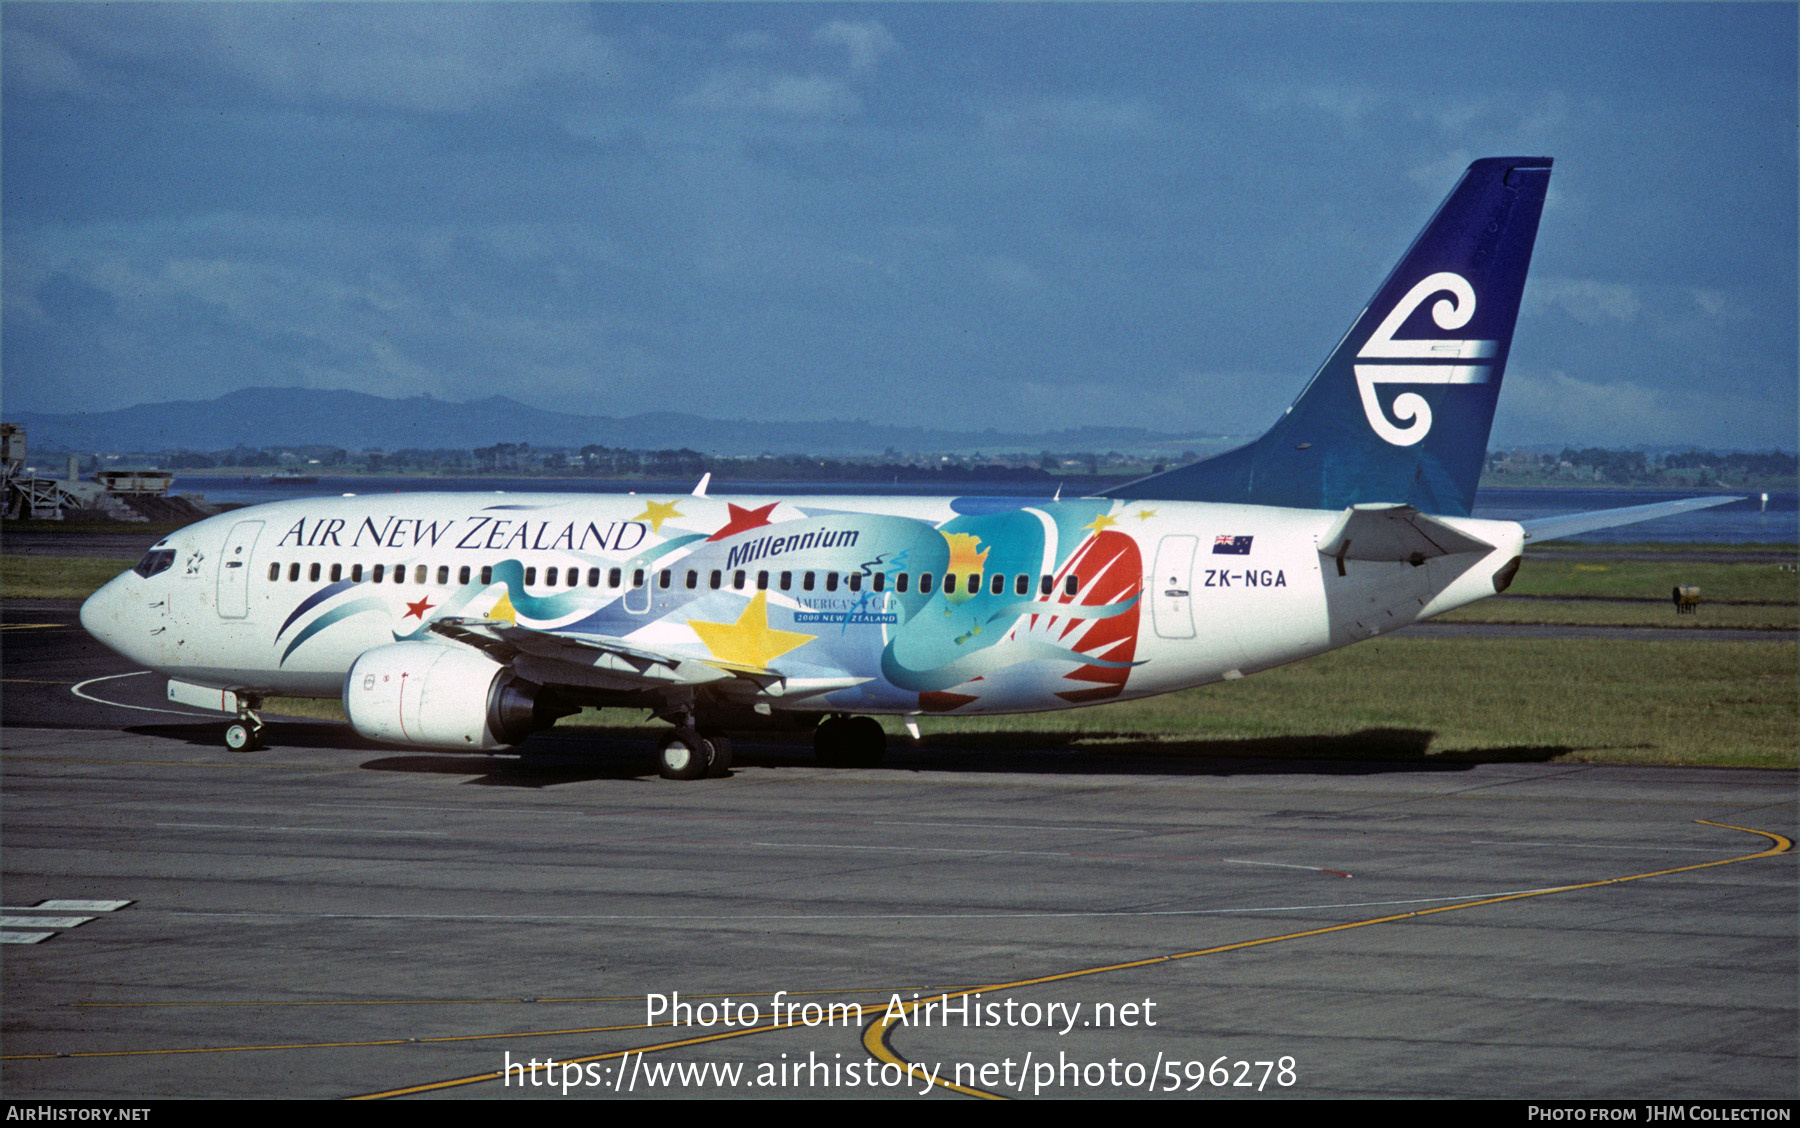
[344,641,542,750]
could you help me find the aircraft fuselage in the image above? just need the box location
[81,490,1523,724]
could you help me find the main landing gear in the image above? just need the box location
[655,728,733,781]
[223,696,265,752]
[814,714,886,768]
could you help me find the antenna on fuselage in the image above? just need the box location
[692,472,711,498]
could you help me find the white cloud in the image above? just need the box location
[1243,81,1382,127]
[1688,288,1740,321]
[726,30,781,55]
[1497,368,1787,447]
[980,95,1158,138]
[14,6,620,113]
[1408,150,1476,192]
[3,28,88,96]
[812,19,899,74]
[980,256,1045,292]
[684,70,860,118]
[1526,277,1642,325]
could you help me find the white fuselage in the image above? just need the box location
[81,489,1522,726]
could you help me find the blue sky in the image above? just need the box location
[5,3,1795,449]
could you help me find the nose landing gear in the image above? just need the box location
[224,697,264,752]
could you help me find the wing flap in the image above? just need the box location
[427,617,868,702]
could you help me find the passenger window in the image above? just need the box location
[825,573,838,592]
[436,566,449,585]
[943,574,957,595]
[414,565,427,584]
[919,573,934,594]
[289,563,301,582]
[1065,575,1079,595]
[802,572,815,592]
[873,573,886,592]
[991,574,1004,595]
[393,565,405,585]
[1040,575,1053,596]
[733,570,746,590]
[632,569,645,589]
[351,564,364,583]
[658,569,671,589]
[896,573,909,593]
[757,571,769,590]
[309,563,321,582]
[586,567,599,587]
[546,567,559,586]
[480,565,493,585]
[685,570,698,590]
[709,570,722,590]
[848,573,862,592]
[331,564,343,583]
[1015,574,1028,596]
[459,566,471,585]
[608,567,621,588]
[267,562,280,582]
[524,567,537,587]
[779,571,792,591]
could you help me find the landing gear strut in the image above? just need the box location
[814,715,886,767]
[224,696,265,752]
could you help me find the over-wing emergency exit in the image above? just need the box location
[79,157,1736,777]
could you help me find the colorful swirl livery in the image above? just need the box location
[80,158,1735,776]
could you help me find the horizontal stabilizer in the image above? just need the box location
[1317,503,1495,564]
[1520,496,1742,544]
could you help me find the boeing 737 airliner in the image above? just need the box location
[79,157,1733,778]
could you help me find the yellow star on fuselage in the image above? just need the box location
[1135,508,1157,521]
[634,499,683,534]
[688,591,815,670]
[1084,511,1120,535]
[487,590,518,624]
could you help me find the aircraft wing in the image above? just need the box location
[426,616,863,703]
[1518,496,1742,544]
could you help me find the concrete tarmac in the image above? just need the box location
[2,601,1794,1100]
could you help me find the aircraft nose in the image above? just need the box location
[80,572,136,659]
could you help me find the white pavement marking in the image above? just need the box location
[0,898,132,943]
[33,899,132,912]
[71,671,214,717]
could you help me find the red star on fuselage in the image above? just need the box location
[403,597,435,620]
[707,502,778,542]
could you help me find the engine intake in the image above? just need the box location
[344,641,546,750]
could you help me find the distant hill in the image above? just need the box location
[12,387,1221,457]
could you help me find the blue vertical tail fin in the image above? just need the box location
[1107,156,1553,516]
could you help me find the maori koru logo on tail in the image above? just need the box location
[1354,272,1495,446]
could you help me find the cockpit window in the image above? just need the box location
[133,549,176,579]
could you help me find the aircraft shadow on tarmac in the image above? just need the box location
[122,719,1585,786]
